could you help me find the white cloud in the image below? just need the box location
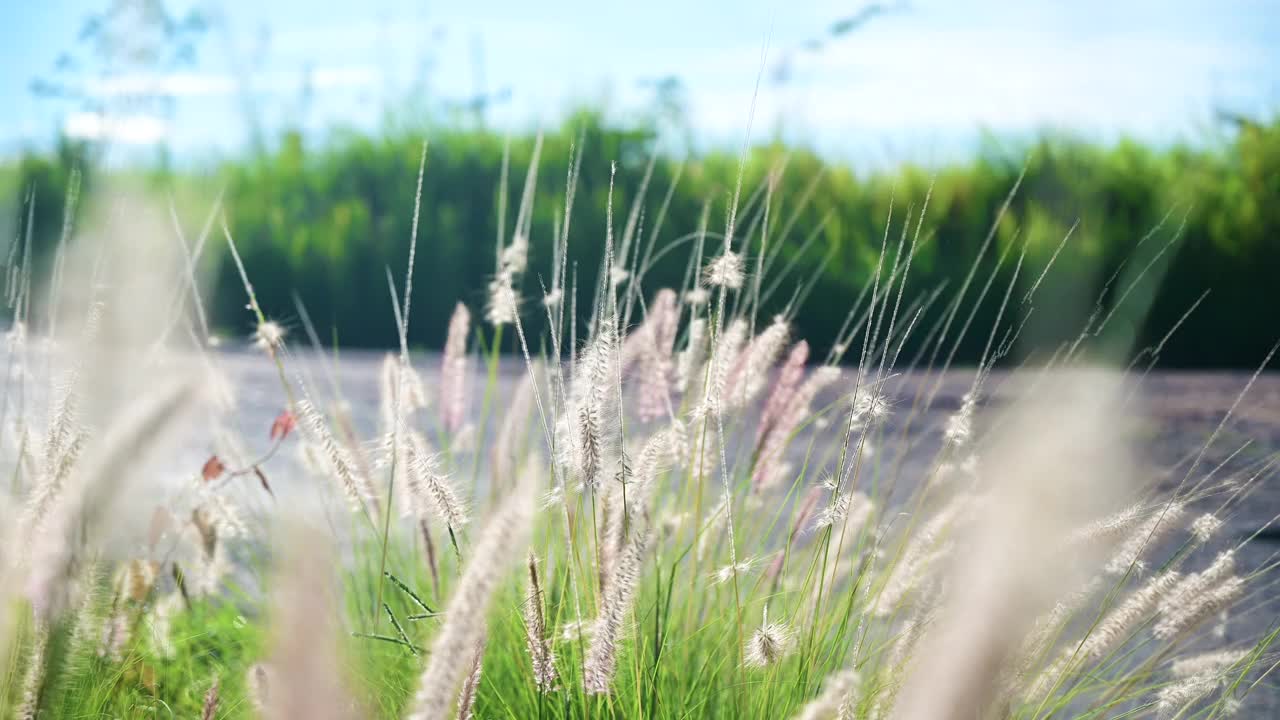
[84,66,382,99]
[88,72,238,98]
[681,23,1262,141]
[308,66,381,91]
[64,112,170,144]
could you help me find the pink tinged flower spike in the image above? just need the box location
[403,432,469,530]
[246,664,271,715]
[1068,569,1184,667]
[1153,654,1248,720]
[723,317,788,411]
[619,331,646,376]
[752,365,841,493]
[792,669,860,720]
[566,320,617,491]
[1154,551,1240,640]
[1155,670,1234,720]
[441,302,471,433]
[455,637,486,720]
[583,525,651,694]
[598,427,679,591]
[675,317,708,396]
[1106,502,1185,575]
[765,484,824,585]
[524,554,559,693]
[261,526,364,720]
[492,366,538,485]
[405,467,535,719]
[376,354,429,463]
[708,318,749,407]
[1171,649,1250,679]
[17,620,49,720]
[200,678,220,720]
[296,397,378,516]
[636,289,680,422]
[757,340,809,446]
[791,485,825,536]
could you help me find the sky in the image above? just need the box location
[2,0,1278,167]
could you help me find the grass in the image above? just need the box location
[0,140,1277,720]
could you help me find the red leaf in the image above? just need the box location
[270,410,297,441]
[201,455,226,482]
[253,466,275,498]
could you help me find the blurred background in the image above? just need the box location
[2,0,1278,366]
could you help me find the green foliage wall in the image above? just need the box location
[7,111,1279,367]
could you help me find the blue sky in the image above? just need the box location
[3,0,1278,166]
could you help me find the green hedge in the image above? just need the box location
[7,110,1279,367]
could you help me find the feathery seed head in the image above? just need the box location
[1106,502,1186,575]
[201,678,220,720]
[758,340,809,441]
[524,554,559,693]
[636,289,680,422]
[1156,574,1244,640]
[486,271,519,326]
[456,639,486,720]
[246,664,270,714]
[1172,649,1249,678]
[705,251,744,289]
[253,320,286,353]
[1154,674,1223,719]
[814,491,874,535]
[727,317,789,408]
[17,620,49,720]
[1070,569,1183,667]
[744,606,793,668]
[793,669,860,720]
[501,233,529,274]
[1190,513,1223,544]
[583,525,651,694]
[675,317,708,396]
[405,438,469,529]
[714,557,757,585]
[441,302,472,433]
[851,389,891,422]
[566,320,618,489]
[405,467,536,719]
[296,397,376,513]
[944,398,976,445]
[1154,654,1245,720]
[1070,503,1145,546]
